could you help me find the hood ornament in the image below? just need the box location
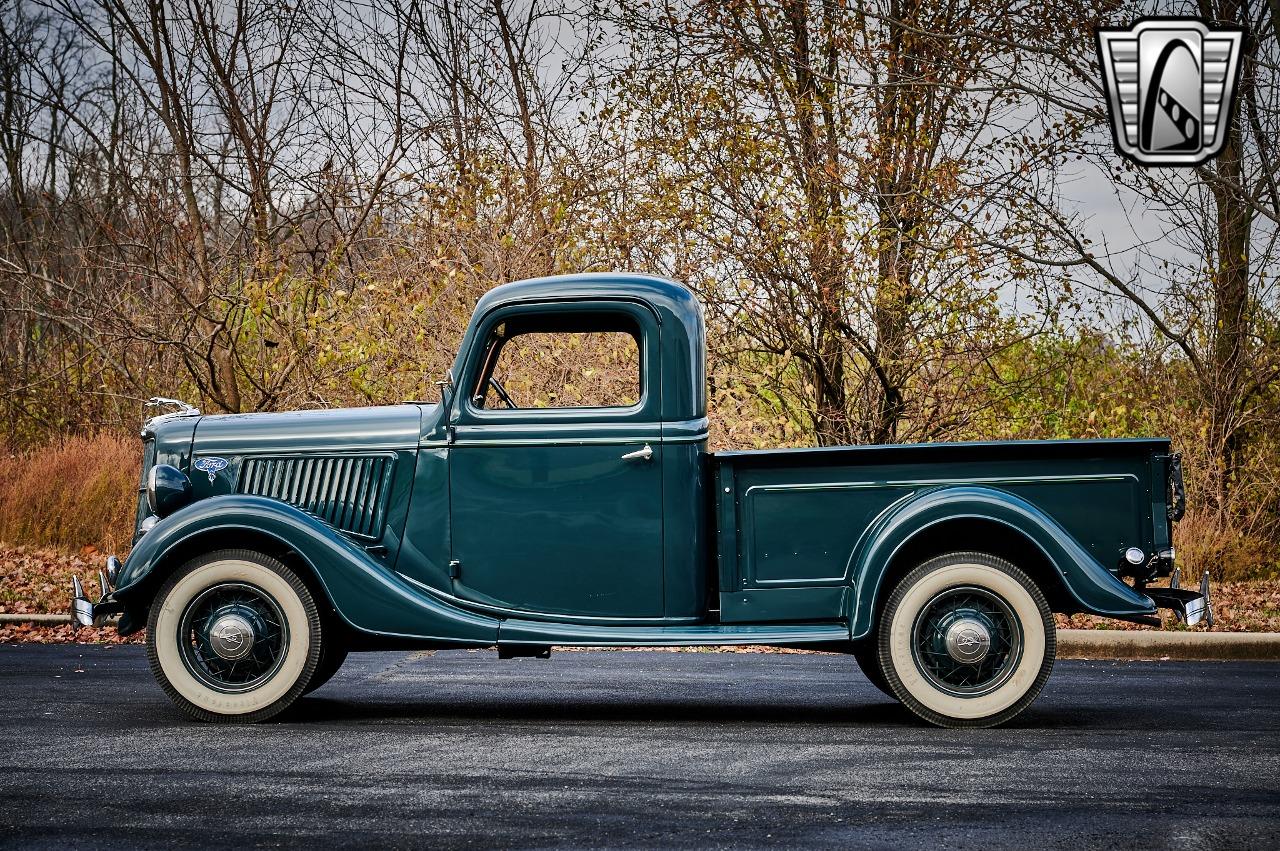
[142,397,201,433]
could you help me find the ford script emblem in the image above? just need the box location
[957,629,987,653]
[193,456,229,483]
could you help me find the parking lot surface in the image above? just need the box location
[1,645,1277,848]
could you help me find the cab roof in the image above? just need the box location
[461,273,707,421]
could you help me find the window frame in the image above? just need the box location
[454,299,661,425]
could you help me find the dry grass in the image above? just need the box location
[1173,504,1277,583]
[0,433,140,553]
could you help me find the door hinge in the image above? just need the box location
[448,559,461,579]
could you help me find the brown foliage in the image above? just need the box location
[0,434,139,553]
[1058,578,1280,633]
[0,545,143,643]
[490,331,640,409]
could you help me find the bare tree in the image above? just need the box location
[998,0,1280,516]
[606,0,1059,445]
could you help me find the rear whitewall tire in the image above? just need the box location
[877,552,1055,728]
[146,549,323,723]
[302,639,348,695]
[853,641,894,698]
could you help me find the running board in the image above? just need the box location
[497,619,850,647]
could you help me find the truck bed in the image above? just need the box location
[711,438,1171,626]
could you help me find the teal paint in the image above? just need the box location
[396,447,454,590]
[447,437,665,619]
[115,273,1176,648]
[843,485,1158,639]
[115,495,498,644]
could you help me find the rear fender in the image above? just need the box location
[847,485,1156,640]
[114,495,497,644]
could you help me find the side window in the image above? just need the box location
[473,313,642,410]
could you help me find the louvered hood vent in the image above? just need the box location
[237,454,395,540]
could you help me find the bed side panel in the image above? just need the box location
[715,441,1161,624]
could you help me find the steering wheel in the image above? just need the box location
[488,377,517,409]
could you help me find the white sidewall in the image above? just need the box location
[888,563,1046,721]
[153,559,311,716]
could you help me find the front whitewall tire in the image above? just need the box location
[146,549,324,723]
[877,552,1055,728]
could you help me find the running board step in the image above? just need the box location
[498,644,551,659]
[496,620,849,647]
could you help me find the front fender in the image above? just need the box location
[115,495,497,644]
[847,485,1156,640]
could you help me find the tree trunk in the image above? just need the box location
[868,0,918,445]
[784,0,853,446]
[1202,0,1255,509]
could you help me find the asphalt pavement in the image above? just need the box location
[0,645,1277,849]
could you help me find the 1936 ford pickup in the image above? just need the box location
[71,273,1204,727]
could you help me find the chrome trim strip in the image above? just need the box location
[447,433,708,448]
[198,446,421,455]
[659,432,709,444]
[451,438,652,447]
[741,473,1138,495]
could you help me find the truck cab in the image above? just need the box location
[419,275,709,623]
[73,273,1204,728]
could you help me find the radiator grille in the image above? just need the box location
[236,454,395,540]
[134,438,157,541]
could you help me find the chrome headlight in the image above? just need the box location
[104,555,122,587]
[146,464,192,518]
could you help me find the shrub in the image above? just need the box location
[0,433,140,553]
[1174,506,1277,584]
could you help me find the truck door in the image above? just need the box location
[446,301,665,619]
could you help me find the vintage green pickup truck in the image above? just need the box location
[72,273,1204,727]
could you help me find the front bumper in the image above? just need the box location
[69,557,124,628]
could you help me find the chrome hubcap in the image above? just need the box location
[943,618,991,664]
[911,585,1024,698]
[208,614,255,661]
[177,581,288,694]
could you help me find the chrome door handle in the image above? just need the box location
[621,444,654,462]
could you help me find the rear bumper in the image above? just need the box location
[1143,570,1213,628]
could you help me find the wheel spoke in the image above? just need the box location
[177,581,289,694]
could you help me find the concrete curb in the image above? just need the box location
[1058,629,1280,661]
[0,613,119,626]
[2,614,1278,660]
[0,614,73,625]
